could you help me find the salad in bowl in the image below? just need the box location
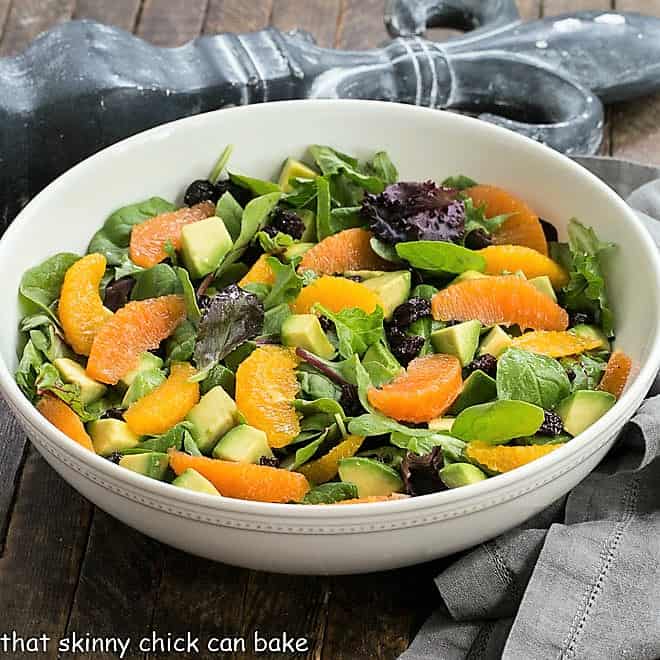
[15,144,631,506]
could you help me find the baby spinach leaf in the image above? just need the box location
[294,397,346,420]
[212,262,250,289]
[209,144,234,183]
[175,267,202,323]
[282,432,328,471]
[131,263,182,300]
[224,341,257,372]
[391,431,466,457]
[122,422,195,455]
[442,175,477,190]
[216,192,281,275]
[315,305,384,359]
[19,253,80,321]
[301,482,359,504]
[193,285,264,372]
[229,172,281,196]
[15,341,45,401]
[309,145,385,194]
[215,191,243,242]
[395,241,485,273]
[562,218,615,336]
[262,302,292,337]
[123,368,166,407]
[263,257,303,310]
[362,341,402,387]
[283,178,319,208]
[88,197,175,266]
[370,237,404,264]
[257,231,294,254]
[451,400,545,444]
[165,319,197,364]
[199,364,235,397]
[330,206,364,232]
[497,348,571,409]
[297,367,342,401]
[366,151,398,186]
[315,176,333,240]
[560,353,607,392]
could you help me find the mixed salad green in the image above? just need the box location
[15,144,627,504]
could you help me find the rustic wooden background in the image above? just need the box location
[0,1,658,659]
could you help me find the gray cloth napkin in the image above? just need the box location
[400,157,660,660]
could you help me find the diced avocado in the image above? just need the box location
[181,216,233,279]
[439,462,487,488]
[119,452,169,480]
[278,158,318,192]
[186,385,240,454]
[555,390,616,436]
[431,320,481,366]
[362,341,403,387]
[478,325,512,358]
[338,457,404,497]
[283,242,315,264]
[449,369,497,415]
[281,314,335,359]
[53,358,107,404]
[121,352,164,387]
[453,270,489,284]
[361,271,411,319]
[172,468,220,495]
[571,324,609,350]
[344,270,387,281]
[88,419,141,456]
[428,416,455,432]
[529,275,557,301]
[212,424,274,463]
[122,368,166,407]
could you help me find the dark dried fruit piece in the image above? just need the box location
[401,446,445,496]
[107,451,123,464]
[259,455,281,468]
[569,311,593,327]
[464,229,493,249]
[184,179,217,206]
[538,410,564,436]
[318,316,335,333]
[104,276,134,312]
[464,353,498,379]
[390,297,432,329]
[540,218,559,243]
[266,207,305,240]
[386,329,424,367]
[339,383,363,417]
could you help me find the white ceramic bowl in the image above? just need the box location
[1,100,659,575]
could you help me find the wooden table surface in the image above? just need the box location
[0,1,658,658]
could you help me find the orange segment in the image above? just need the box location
[298,435,364,484]
[331,494,410,505]
[124,362,199,435]
[598,350,632,398]
[466,441,562,473]
[292,276,382,315]
[129,201,215,268]
[512,331,603,358]
[431,276,569,331]
[298,228,391,274]
[59,254,113,356]
[87,295,186,384]
[235,346,300,448]
[37,394,94,452]
[466,184,548,255]
[239,254,275,287]
[169,451,310,503]
[477,245,568,288]
[368,353,462,423]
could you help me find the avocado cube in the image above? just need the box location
[570,324,610,351]
[555,390,616,437]
[186,385,240,454]
[361,271,412,319]
[428,416,455,432]
[181,216,233,279]
[431,320,481,366]
[119,452,169,480]
[478,325,512,358]
[344,270,387,281]
[278,158,318,192]
[121,352,164,387]
[281,314,335,359]
[439,463,487,489]
[528,275,557,301]
[283,242,315,264]
[53,358,107,405]
[448,369,497,415]
[212,424,274,463]
[338,457,404,498]
[88,419,141,456]
[172,468,220,495]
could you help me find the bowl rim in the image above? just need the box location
[2,99,659,520]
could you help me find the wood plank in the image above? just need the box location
[271,0,341,48]
[610,0,660,164]
[63,511,162,660]
[0,449,92,657]
[0,402,28,553]
[322,564,441,659]
[0,0,11,42]
[150,550,250,660]
[517,0,542,20]
[137,0,208,46]
[542,0,612,15]
[204,0,272,34]
[73,0,142,32]
[336,0,388,50]
[0,0,76,56]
